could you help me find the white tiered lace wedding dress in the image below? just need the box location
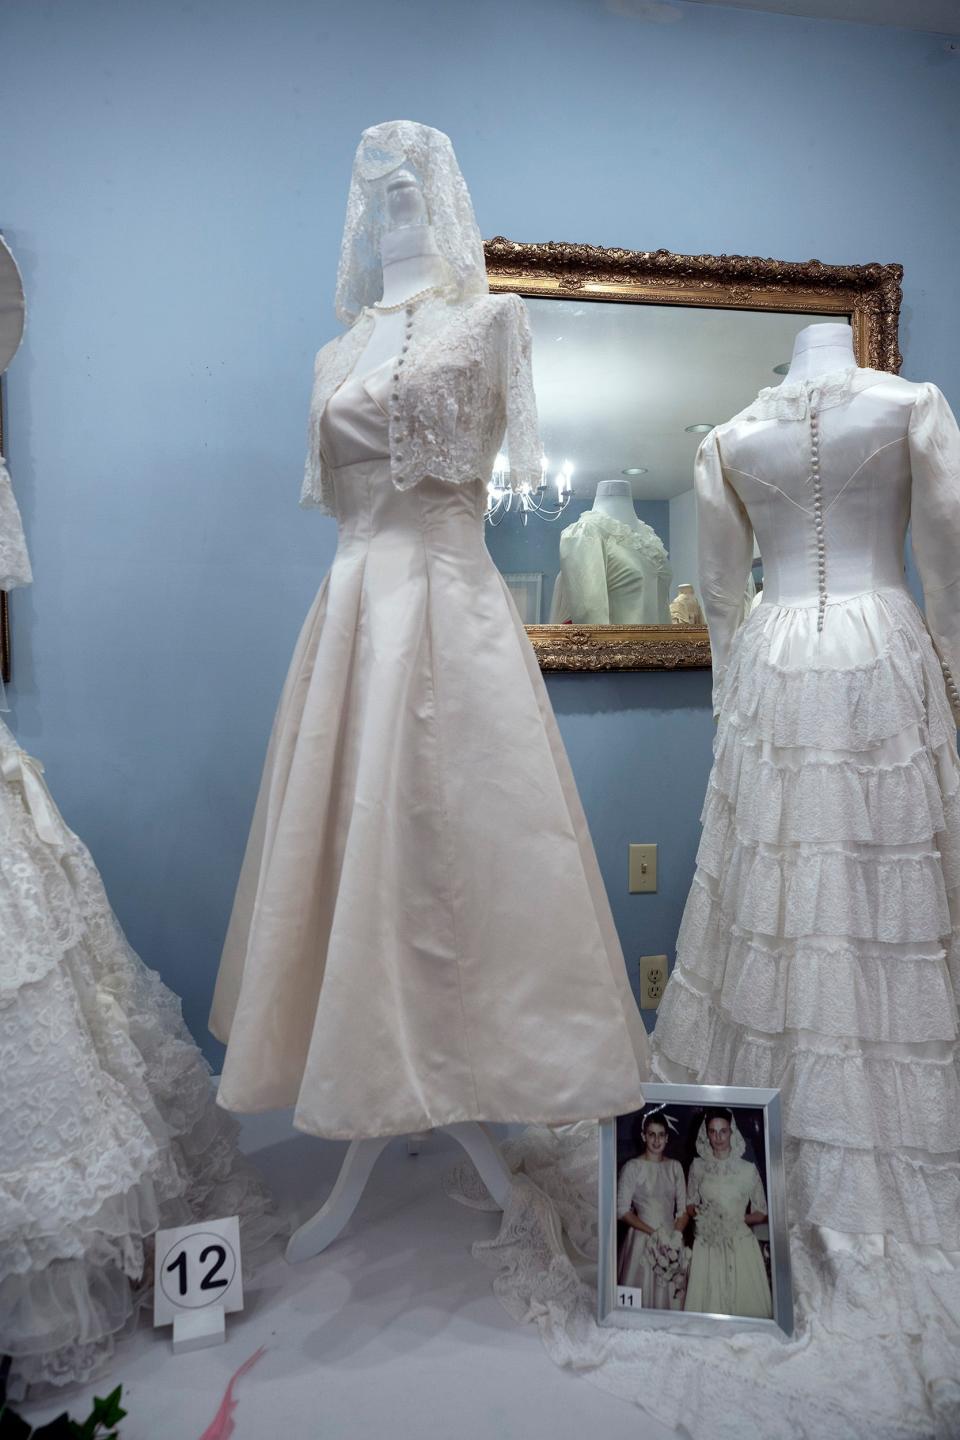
[0,460,277,1397]
[652,366,960,1247]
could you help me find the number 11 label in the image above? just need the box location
[154,1217,243,1328]
[617,1285,643,1310]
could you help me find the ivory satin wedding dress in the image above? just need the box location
[0,461,275,1398]
[210,121,648,1139]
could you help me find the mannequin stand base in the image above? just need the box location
[285,1121,512,1264]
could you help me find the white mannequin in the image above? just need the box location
[287,179,513,1255]
[783,321,856,385]
[353,172,448,379]
[592,477,643,529]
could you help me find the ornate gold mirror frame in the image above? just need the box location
[484,239,903,673]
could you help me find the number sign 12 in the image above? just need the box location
[154,1216,244,1330]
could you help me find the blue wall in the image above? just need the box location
[2,0,958,1059]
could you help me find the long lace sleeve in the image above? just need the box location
[908,383,960,725]
[0,458,32,591]
[687,1159,703,1210]
[502,294,541,491]
[695,430,754,711]
[557,523,610,623]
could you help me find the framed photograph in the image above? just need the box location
[598,1083,794,1339]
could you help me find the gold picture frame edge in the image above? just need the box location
[484,237,903,673]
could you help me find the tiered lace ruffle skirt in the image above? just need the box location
[0,729,277,1397]
[652,587,960,1246]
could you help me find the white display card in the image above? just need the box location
[617,1285,644,1310]
[153,1216,243,1334]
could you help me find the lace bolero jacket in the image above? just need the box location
[0,458,32,592]
[301,291,540,515]
[695,369,960,723]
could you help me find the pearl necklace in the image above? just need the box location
[370,285,442,314]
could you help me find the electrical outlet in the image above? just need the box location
[629,843,658,893]
[639,954,668,1009]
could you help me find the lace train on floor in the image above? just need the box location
[445,1124,960,1440]
[0,727,280,1397]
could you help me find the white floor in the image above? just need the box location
[20,1114,679,1440]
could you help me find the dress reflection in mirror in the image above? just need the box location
[210,120,648,1146]
[653,321,960,1250]
[670,583,704,627]
[550,479,672,624]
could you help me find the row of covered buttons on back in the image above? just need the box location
[810,403,827,633]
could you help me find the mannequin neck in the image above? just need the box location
[592,481,640,530]
[378,225,447,308]
[783,323,856,385]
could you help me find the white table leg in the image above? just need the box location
[285,1136,390,1263]
[285,1122,513,1264]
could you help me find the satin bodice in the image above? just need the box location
[319,358,394,468]
[721,373,917,609]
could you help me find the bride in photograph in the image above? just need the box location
[616,1107,690,1310]
[684,1109,771,1319]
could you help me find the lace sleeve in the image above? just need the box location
[0,458,33,591]
[687,1158,703,1210]
[908,383,960,725]
[695,430,754,713]
[502,294,541,491]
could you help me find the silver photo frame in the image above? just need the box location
[598,1083,794,1340]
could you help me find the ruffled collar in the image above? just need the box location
[741,366,894,422]
[569,510,670,569]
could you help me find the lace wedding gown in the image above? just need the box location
[210,121,647,1139]
[550,510,672,624]
[0,463,276,1398]
[652,366,960,1246]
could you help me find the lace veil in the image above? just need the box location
[334,119,488,323]
[695,1113,746,1162]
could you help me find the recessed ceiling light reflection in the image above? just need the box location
[622,466,648,476]
[684,423,715,434]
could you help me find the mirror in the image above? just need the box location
[484,239,902,672]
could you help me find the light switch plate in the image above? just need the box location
[639,954,668,1009]
[628,843,657,893]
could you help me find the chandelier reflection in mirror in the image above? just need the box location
[485,452,575,526]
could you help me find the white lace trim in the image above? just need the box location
[737,367,898,423]
[0,458,32,592]
[720,600,956,752]
[560,510,671,570]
